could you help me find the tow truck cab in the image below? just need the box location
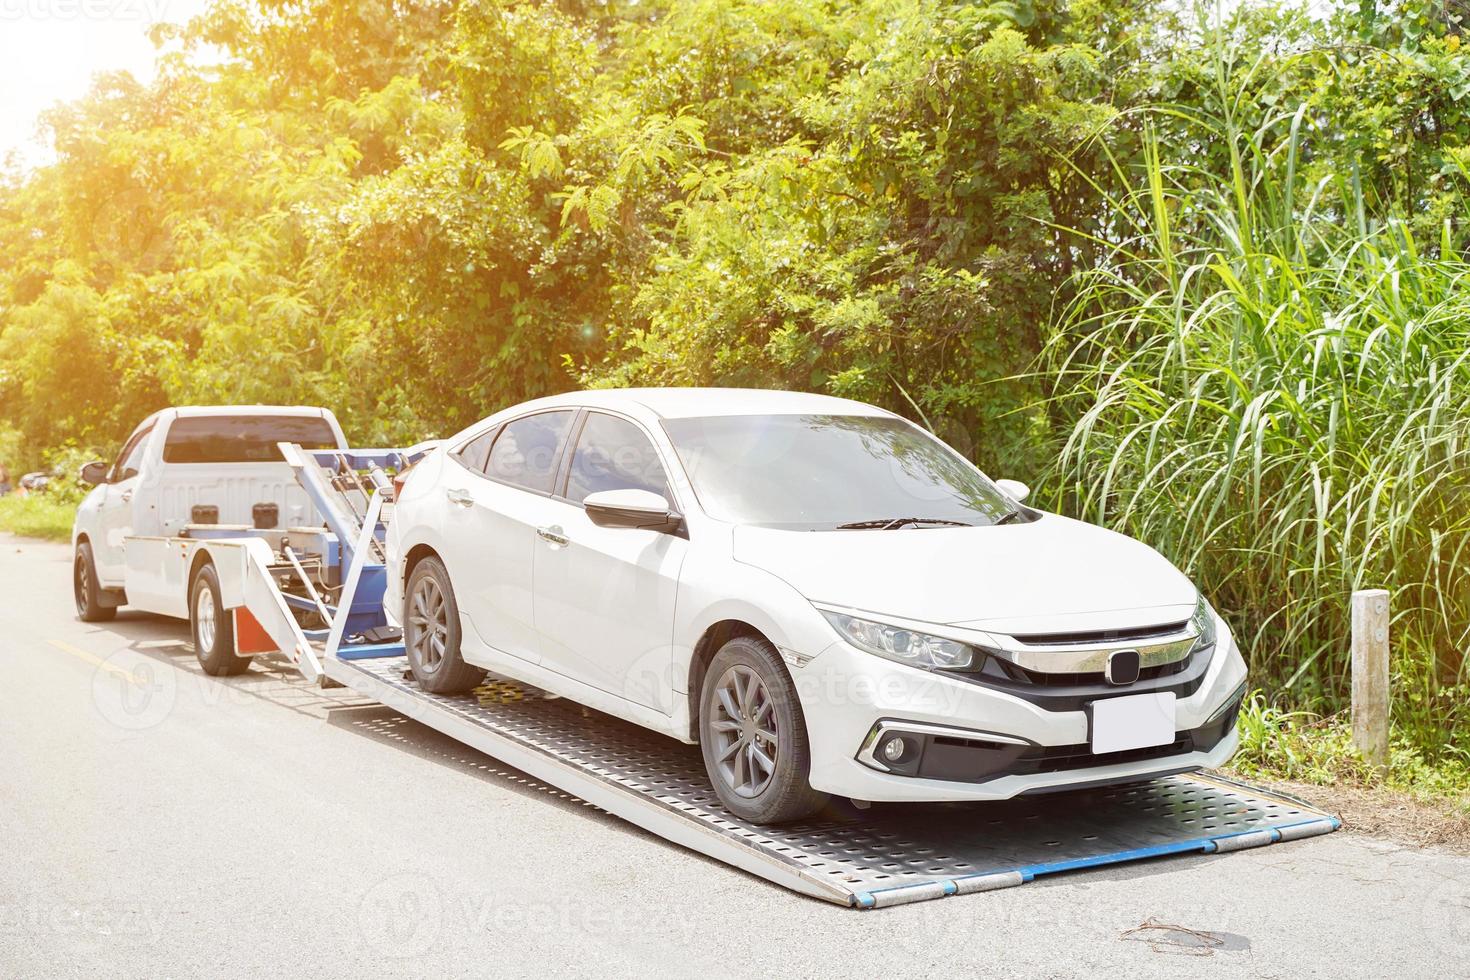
[72,406,348,614]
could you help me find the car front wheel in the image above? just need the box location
[74,541,115,623]
[698,635,829,824]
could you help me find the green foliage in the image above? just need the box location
[43,444,110,506]
[0,495,76,542]
[563,3,1121,473]
[0,425,22,473]
[1233,692,1470,803]
[1042,13,1470,764]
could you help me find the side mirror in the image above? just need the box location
[583,488,682,533]
[995,478,1030,503]
[80,461,110,486]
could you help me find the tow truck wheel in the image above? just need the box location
[699,636,829,825]
[404,557,485,695]
[73,541,115,623]
[190,563,250,676]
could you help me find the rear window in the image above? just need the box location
[162,415,338,464]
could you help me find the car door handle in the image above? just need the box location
[536,525,569,547]
[446,488,473,508]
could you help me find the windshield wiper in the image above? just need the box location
[993,509,1024,526]
[835,517,974,530]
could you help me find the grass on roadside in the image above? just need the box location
[1230,692,1470,812]
[1040,43,1470,770]
[0,494,76,542]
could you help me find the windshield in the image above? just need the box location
[661,414,1014,530]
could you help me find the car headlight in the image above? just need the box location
[1191,594,1218,650]
[821,611,976,670]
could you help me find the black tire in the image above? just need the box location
[403,556,485,695]
[74,541,116,623]
[191,563,250,676]
[698,635,829,824]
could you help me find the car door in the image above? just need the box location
[533,410,688,712]
[436,410,577,666]
[94,420,156,585]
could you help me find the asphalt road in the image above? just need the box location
[2,536,1466,978]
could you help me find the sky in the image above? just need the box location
[0,0,212,168]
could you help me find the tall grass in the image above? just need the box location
[1043,50,1470,763]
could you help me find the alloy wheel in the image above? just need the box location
[74,556,90,615]
[709,664,780,798]
[409,574,449,671]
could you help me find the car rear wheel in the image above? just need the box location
[73,541,115,623]
[404,557,485,695]
[699,635,829,824]
[191,562,250,676]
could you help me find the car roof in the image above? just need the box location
[508,387,896,421]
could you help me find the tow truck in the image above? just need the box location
[70,415,1340,909]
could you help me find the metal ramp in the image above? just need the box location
[326,654,1340,909]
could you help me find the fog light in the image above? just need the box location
[882,736,908,762]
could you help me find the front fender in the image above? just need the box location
[72,485,107,546]
[673,552,839,695]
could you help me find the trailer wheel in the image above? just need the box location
[404,557,485,695]
[74,541,116,623]
[191,563,250,676]
[699,635,829,825]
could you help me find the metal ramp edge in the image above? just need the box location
[325,655,1340,910]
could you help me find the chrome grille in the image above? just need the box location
[990,622,1200,676]
[1009,621,1189,646]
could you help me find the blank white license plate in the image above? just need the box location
[1090,692,1177,754]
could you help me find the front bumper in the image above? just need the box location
[793,621,1248,803]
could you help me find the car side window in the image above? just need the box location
[111,424,154,482]
[485,411,575,494]
[565,412,669,505]
[452,428,497,474]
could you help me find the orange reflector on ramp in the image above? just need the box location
[234,607,279,655]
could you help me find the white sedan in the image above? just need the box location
[385,388,1246,824]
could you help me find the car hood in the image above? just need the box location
[731,514,1199,635]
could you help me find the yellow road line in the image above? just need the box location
[48,638,142,685]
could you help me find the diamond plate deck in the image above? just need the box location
[328,655,1338,908]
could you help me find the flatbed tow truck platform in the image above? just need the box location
[223,442,1340,910]
[329,655,1337,909]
